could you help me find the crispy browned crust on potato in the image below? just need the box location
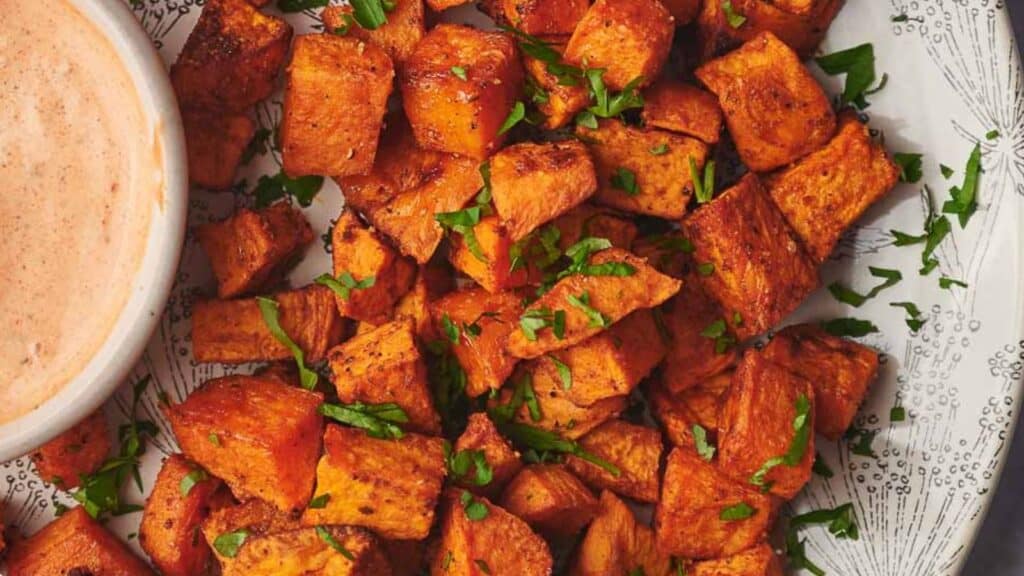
[571,490,673,576]
[198,202,313,299]
[764,111,900,263]
[499,464,599,537]
[654,448,777,560]
[281,34,394,178]
[302,425,445,540]
[696,0,844,61]
[491,140,598,241]
[658,275,738,394]
[682,174,818,340]
[506,248,681,358]
[229,526,391,576]
[191,285,346,364]
[7,507,154,576]
[691,544,784,576]
[30,410,110,489]
[454,413,524,498]
[166,375,324,513]
[641,81,724,144]
[718,352,816,498]
[170,0,292,112]
[521,47,591,130]
[202,498,301,555]
[551,204,639,252]
[321,2,424,67]
[650,370,733,449]
[695,31,836,172]
[630,231,691,280]
[762,324,879,440]
[564,0,674,91]
[182,109,256,190]
[566,419,664,503]
[577,119,709,219]
[401,24,523,160]
[139,454,225,576]
[431,490,553,576]
[499,0,589,37]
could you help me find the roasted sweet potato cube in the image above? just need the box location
[718,352,815,498]
[695,32,835,172]
[182,109,256,190]
[228,526,390,576]
[139,454,224,576]
[198,202,313,298]
[170,0,292,111]
[7,507,154,576]
[454,413,523,498]
[660,0,700,25]
[566,419,663,502]
[327,321,441,435]
[498,0,589,36]
[321,2,424,66]
[522,49,591,130]
[571,490,673,576]
[30,410,110,489]
[391,270,439,342]
[431,490,552,576]
[650,370,733,448]
[577,119,709,219]
[491,140,597,241]
[552,309,665,407]
[499,465,598,537]
[763,324,879,440]
[506,248,681,358]
[765,112,901,262]
[658,277,738,394]
[202,499,300,559]
[551,204,638,251]
[401,24,523,159]
[166,375,324,513]
[281,34,394,177]
[682,174,817,340]
[695,0,843,60]
[692,544,784,576]
[302,425,445,540]
[654,448,775,559]
[641,81,723,144]
[564,0,673,91]
[448,216,531,293]
[431,288,523,398]
[191,285,345,364]
[329,210,416,323]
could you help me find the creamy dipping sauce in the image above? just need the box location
[0,0,159,423]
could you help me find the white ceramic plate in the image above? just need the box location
[3,1,1022,575]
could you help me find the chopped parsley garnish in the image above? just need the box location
[316,526,356,560]
[435,179,492,263]
[719,502,756,521]
[939,276,968,290]
[445,444,494,486]
[256,296,319,390]
[827,267,902,307]
[567,291,610,328]
[519,308,566,341]
[179,468,208,497]
[498,101,527,135]
[460,490,489,521]
[893,153,923,183]
[846,427,877,458]
[750,394,811,488]
[522,375,542,422]
[891,13,923,23]
[721,0,747,28]
[475,559,493,574]
[820,317,879,338]
[986,129,1000,140]
[581,71,645,122]
[940,164,955,179]
[650,143,670,155]
[330,13,355,35]
[547,354,572,390]
[441,314,460,344]
[890,302,926,332]
[815,43,881,108]
[812,453,834,478]
[451,66,468,81]
[697,262,715,277]
[692,424,716,461]
[253,170,324,208]
[318,402,409,440]
[690,157,716,204]
[700,319,735,354]
[941,143,982,228]
[557,237,636,280]
[213,529,249,558]
[890,405,907,422]
[501,26,583,86]
[308,493,331,509]
[785,529,825,576]
[208,433,221,446]
[315,271,376,301]
[425,339,470,437]
[611,167,639,196]
[494,420,621,477]
[790,502,859,540]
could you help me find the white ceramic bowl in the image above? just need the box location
[0,0,187,461]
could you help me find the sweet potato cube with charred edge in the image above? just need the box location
[658,277,738,394]
[765,112,901,263]
[551,204,638,252]
[321,2,424,67]
[170,0,292,111]
[659,0,700,25]
[763,324,879,440]
[718,352,815,498]
[448,216,532,293]
[182,109,255,190]
[401,24,523,160]
[650,370,733,448]
[327,321,441,435]
[506,248,681,359]
[454,413,523,498]
[695,31,835,172]
[522,48,591,130]
[500,465,598,537]
[566,419,663,503]
[281,35,394,177]
[31,410,110,489]
[641,81,723,144]
[191,284,345,364]
[571,490,673,576]
[203,499,301,566]
[564,0,673,91]
[695,0,843,61]
[682,174,818,340]
[692,544,784,576]
[302,425,446,540]
[491,140,598,241]
[431,490,553,576]
[139,454,225,576]
[198,202,313,299]
[654,448,775,560]
[577,119,709,219]
[553,309,665,407]
[499,0,589,37]
[166,375,324,513]
[431,288,523,398]
[226,527,390,576]
[330,210,416,324]
[7,507,154,576]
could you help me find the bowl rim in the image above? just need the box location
[0,0,187,461]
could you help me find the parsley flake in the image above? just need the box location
[689,157,716,204]
[750,394,811,488]
[179,469,208,497]
[820,317,879,338]
[256,296,318,390]
[815,43,881,108]
[893,153,923,183]
[498,101,527,135]
[547,354,572,390]
[316,526,356,560]
[721,0,746,27]
[451,66,468,81]
[611,167,639,196]
[890,302,927,332]
[213,529,249,558]
[941,143,982,228]
[566,291,610,328]
[692,424,716,461]
[316,271,376,301]
[719,502,756,521]
[319,402,408,440]
[253,171,323,208]
[460,490,489,521]
[308,493,331,509]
